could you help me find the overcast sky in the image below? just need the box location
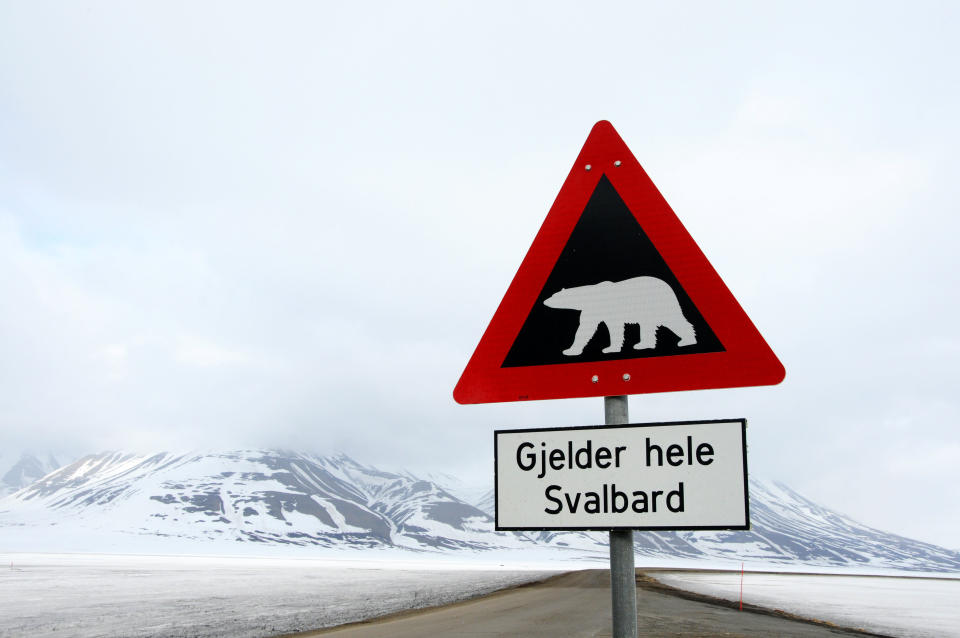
[1,2,958,549]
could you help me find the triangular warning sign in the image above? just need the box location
[454,121,784,404]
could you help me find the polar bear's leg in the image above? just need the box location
[602,321,626,353]
[673,320,698,347]
[634,322,658,350]
[563,315,600,356]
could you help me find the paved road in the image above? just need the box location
[286,570,889,638]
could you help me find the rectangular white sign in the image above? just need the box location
[494,419,748,531]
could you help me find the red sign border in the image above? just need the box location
[454,121,784,404]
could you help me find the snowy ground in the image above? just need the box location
[4,552,958,638]
[0,553,557,638]
[653,570,960,638]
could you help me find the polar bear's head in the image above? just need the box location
[544,281,615,311]
[543,287,581,310]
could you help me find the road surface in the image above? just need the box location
[284,569,889,637]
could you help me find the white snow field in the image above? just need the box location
[0,553,556,638]
[4,553,959,638]
[653,570,960,638]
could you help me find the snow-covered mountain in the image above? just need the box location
[1,450,534,552]
[471,482,960,572]
[1,452,66,497]
[1,449,958,572]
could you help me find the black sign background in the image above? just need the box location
[502,175,724,368]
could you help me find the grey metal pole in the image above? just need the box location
[605,395,637,638]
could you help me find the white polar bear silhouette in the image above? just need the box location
[543,276,697,356]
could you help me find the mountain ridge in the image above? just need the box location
[1,452,67,497]
[1,449,958,572]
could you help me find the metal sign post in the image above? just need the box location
[605,395,637,638]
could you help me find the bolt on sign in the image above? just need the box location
[454,121,784,404]
[495,420,748,531]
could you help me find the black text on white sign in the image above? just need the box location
[494,420,749,531]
